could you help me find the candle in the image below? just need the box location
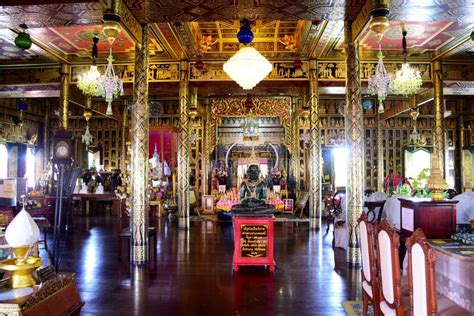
[172,173,176,196]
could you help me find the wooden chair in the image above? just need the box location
[364,200,386,224]
[358,212,381,316]
[375,219,406,316]
[325,189,345,233]
[406,228,470,316]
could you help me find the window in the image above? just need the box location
[0,144,7,178]
[26,147,36,188]
[333,147,348,188]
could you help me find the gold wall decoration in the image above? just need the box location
[210,97,291,126]
[71,62,180,83]
[178,60,190,228]
[189,61,309,81]
[344,21,363,266]
[317,61,432,82]
[130,25,150,264]
[0,66,60,85]
[59,64,70,130]
[443,63,474,81]
[290,97,299,189]
[308,59,321,229]
[117,0,142,43]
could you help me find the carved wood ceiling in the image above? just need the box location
[0,0,472,98]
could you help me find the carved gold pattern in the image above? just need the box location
[308,59,321,229]
[344,21,363,266]
[22,274,76,310]
[433,60,445,176]
[203,98,212,195]
[377,114,384,192]
[189,61,309,81]
[178,60,190,227]
[210,98,291,126]
[71,63,180,83]
[59,64,70,129]
[463,149,473,191]
[290,97,299,189]
[317,61,432,82]
[118,0,143,43]
[131,25,149,264]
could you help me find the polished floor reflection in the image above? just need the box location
[55,216,361,315]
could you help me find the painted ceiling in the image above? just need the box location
[0,1,472,90]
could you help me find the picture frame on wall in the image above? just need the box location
[202,195,215,213]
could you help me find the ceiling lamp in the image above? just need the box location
[96,13,123,116]
[408,108,426,147]
[392,31,422,96]
[368,45,393,114]
[14,24,32,50]
[82,109,93,149]
[77,36,101,96]
[223,19,272,90]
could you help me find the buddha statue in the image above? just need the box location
[239,164,267,201]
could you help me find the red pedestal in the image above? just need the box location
[232,215,275,272]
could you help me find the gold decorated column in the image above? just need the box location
[203,98,212,195]
[344,21,364,266]
[178,60,191,228]
[131,24,149,265]
[59,64,70,129]
[121,99,129,170]
[433,60,445,177]
[290,97,299,191]
[377,114,384,192]
[308,59,321,229]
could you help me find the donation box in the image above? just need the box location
[232,214,275,272]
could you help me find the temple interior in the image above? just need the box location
[0,1,473,315]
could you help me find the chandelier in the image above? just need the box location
[368,46,393,114]
[223,19,272,90]
[96,47,123,116]
[82,109,93,149]
[77,37,101,96]
[408,108,426,147]
[392,31,422,96]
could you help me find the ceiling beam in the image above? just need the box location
[432,34,472,61]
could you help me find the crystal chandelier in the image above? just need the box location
[408,108,426,147]
[368,46,393,114]
[223,19,272,90]
[82,109,93,149]
[77,37,101,96]
[96,47,123,116]
[392,31,422,96]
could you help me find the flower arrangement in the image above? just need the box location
[383,173,412,195]
[270,169,282,185]
[215,169,227,185]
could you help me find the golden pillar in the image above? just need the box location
[308,59,321,229]
[433,60,445,177]
[427,60,448,200]
[121,99,129,170]
[290,97,299,191]
[178,60,191,228]
[44,101,50,165]
[344,21,364,266]
[377,114,384,192]
[203,98,212,195]
[59,64,70,130]
[131,25,149,264]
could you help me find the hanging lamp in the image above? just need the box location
[223,19,272,90]
[368,44,394,114]
[392,30,422,96]
[77,36,101,96]
[14,24,32,50]
[95,12,124,116]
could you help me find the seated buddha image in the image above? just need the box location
[240,164,267,201]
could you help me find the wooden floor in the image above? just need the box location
[53,216,361,316]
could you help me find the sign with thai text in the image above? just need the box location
[240,225,268,258]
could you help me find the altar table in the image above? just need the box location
[72,193,117,216]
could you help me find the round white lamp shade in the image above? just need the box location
[5,209,40,248]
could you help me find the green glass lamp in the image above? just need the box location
[14,24,32,50]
